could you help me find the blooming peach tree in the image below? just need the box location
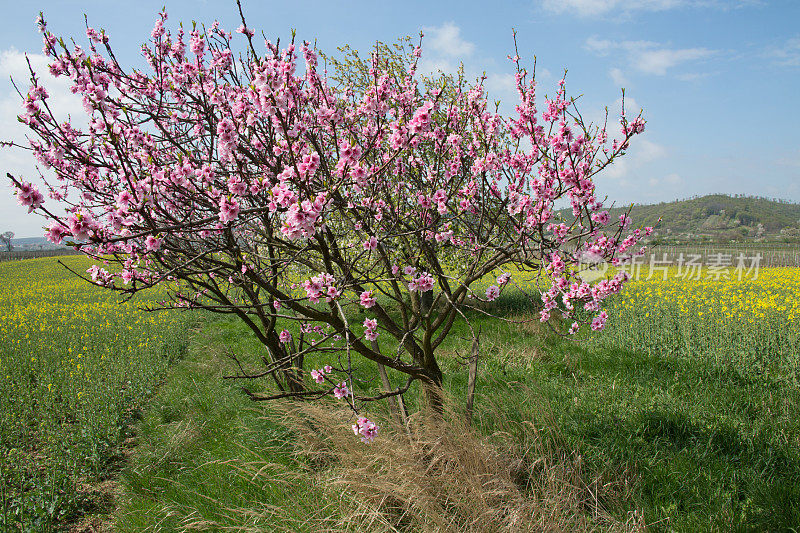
[6,7,650,441]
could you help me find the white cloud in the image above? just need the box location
[586,37,715,76]
[484,72,518,106]
[418,22,477,76]
[422,22,475,59]
[0,48,84,237]
[675,71,714,81]
[541,0,762,17]
[644,173,683,196]
[764,36,800,67]
[664,173,683,185]
[618,95,642,116]
[609,67,629,86]
[635,47,714,75]
[604,138,667,180]
[417,23,533,114]
[542,0,683,17]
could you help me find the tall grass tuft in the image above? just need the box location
[229,396,646,533]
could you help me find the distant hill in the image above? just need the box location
[9,236,68,251]
[560,194,800,243]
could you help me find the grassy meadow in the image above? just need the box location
[2,256,799,530]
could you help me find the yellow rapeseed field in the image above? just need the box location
[599,267,800,383]
[472,263,800,381]
[0,255,190,525]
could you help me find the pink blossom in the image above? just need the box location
[352,417,379,443]
[218,197,240,222]
[120,269,135,285]
[435,229,453,243]
[591,310,608,331]
[333,381,351,399]
[227,176,248,196]
[409,272,434,292]
[281,197,323,240]
[363,317,378,340]
[15,181,44,213]
[547,253,565,274]
[363,236,378,250]
[279,329,292,344]
[45,221,69,244]
[326,285,341,301]
[310,369,324,383]
[485,285,500,301]
[303,273,338,304]
[236,24,255,37]
[145,235,161,251]
[359,290,376,308]
[591,210,610,225]
[67,213,95,242]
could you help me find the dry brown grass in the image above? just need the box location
[232,394,647,533]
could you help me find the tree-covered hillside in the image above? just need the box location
[600,195,800,243]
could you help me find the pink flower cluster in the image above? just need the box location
[539,270,630,330]
[352,417,379,443]
[333,381,351,399]
[359,290,376,308]
[15,181,44,213]
[591,310,609,331]
[363,317,378,341]
[408,272,434,292]
[46,221,69,244]
[310,364,333,383]
[281,194,326,240]
[363,235,378,250]
[303,273,340,303]
[218,197,240,222]
[485,285,500,301]
[86,264,113,286]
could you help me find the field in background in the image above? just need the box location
[604,266,800,379]
[0,248,81,263]
[117,264,800,531]
[0,257,192,530]
[2,257,799,530]
[642,243,800,267]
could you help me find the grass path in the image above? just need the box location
[116,317,338,532]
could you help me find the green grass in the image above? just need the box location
[6,257,797,530]
[116,286,800,531]
[117,316,342,531]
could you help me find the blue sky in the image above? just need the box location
[1,0,798,237]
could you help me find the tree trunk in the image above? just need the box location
[421,362,445,415]
[421,289,433,314]
[466,331,480,425]
[371,339,408,424]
